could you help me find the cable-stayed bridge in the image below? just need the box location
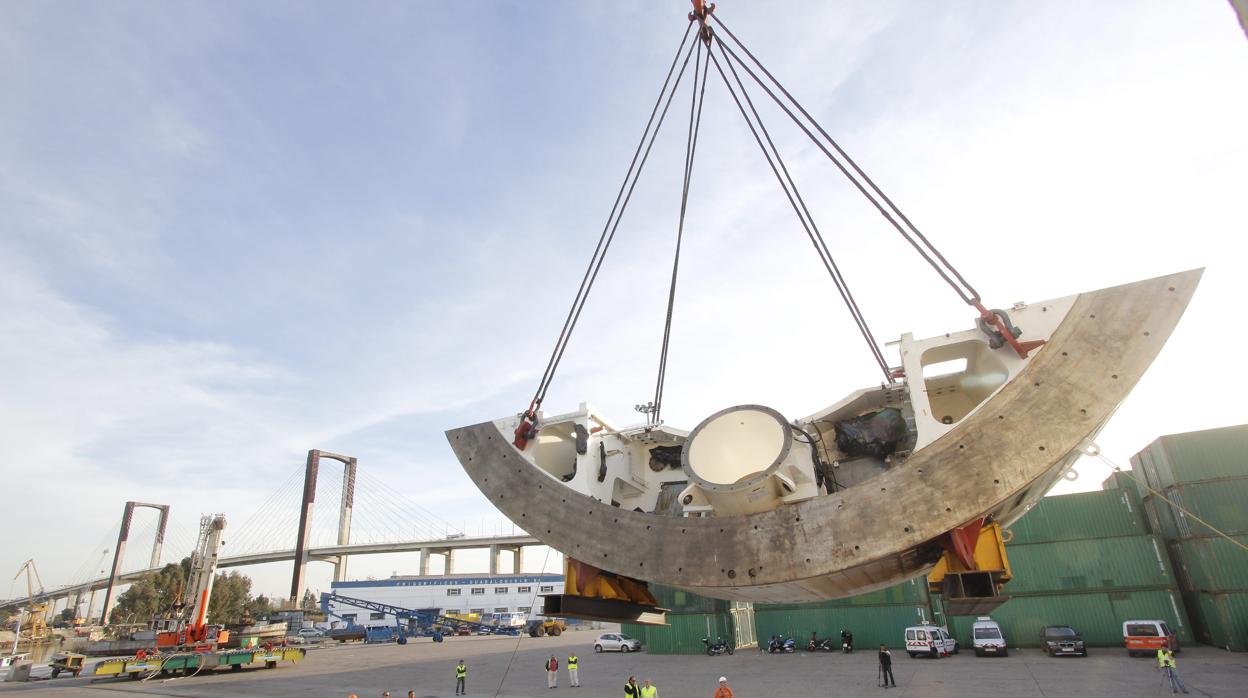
[1,450,543,622]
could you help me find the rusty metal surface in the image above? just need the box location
[447,270,1201,603]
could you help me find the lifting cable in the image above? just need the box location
[709,14,982,308]
[524,23,698,431]
[1092,449,1248,556]
[705,30,893,382]
[651,37,713,425]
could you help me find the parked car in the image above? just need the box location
[298,627,325,638]
[1040,625,1087,657]
[1123,620,1179,657]
[971,617,1008,657]
[904,624,957,658]
[594,633,642,653]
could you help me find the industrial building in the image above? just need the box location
[326,573,564,628]
[626,425,1248,653]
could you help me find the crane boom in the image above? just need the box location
[187,514,226,638]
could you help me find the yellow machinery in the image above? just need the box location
[928,520,1013,616]
[12,560,49,641]
[536,558,667,626]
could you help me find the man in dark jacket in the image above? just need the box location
[624,675,640,697]
[879,644,896,688]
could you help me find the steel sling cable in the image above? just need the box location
[705,39,893,381]
[652,38,712,424]
[710,13,982,307]
[526,23,698,423]
[710,35,892,381]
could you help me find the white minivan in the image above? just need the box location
[971,617,1008,657]
[904,624,958,658]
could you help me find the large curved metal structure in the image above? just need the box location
[447,270,1200,603]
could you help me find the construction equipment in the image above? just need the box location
[11,560,48,641]
[49,652,86,679]
[927,520,1013,616]
[154,514,230,650]
[527,618,568,638]
[319,592,520,637]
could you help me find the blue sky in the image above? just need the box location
[3,1,1246,600]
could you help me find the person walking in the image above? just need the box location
[714,676,734,698]
[545,655,559,689]
[567,652,580,687]
[640,678,658,697]
[878,644,896,688]
[624,676,640,697]
[455,659,467,695]
[1157,647,1189,694]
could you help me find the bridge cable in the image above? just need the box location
[528,23,699,418]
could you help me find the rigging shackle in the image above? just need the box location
[689,0,716,45]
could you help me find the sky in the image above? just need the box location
[2,1,1246,604]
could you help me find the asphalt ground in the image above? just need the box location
[2,631,1245,697]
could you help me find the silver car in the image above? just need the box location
[594,633,641,653]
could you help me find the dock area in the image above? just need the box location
[2,631,1244,697]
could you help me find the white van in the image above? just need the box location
[971,617,1008,657]
[904,624,958,658]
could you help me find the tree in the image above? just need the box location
[207,572,253,625]
[300,589,318,612]
[109,562,185,625]
[248,594,276,621]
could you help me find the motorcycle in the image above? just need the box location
[767,636,796,654]
[703,637,734,656]
[808,637,835,652]
[841,630,855,654]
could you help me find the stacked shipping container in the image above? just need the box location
[752,578,932,650]
[945,488,1193,648]
[1125,424,1248,651]
[621,586,756,655]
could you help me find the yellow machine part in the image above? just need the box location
[928,522,1012,588]
[563,558,658,606]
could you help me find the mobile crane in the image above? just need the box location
[154,514,229,650]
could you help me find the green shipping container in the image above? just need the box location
[1005,489,1148,544]
[1102,469,1147,498]
[1141,494,1180,540]
[757,577,928,609]
[946,589,1193,648]
[624,613,736,654]
[648,584,728,614]
[1004,535,1174,593]
[1159,478,1248,538]
[1186,591,1248,651]
[1168,535,1248,592]
[1130,425,1248,490]
[753,604,930,650]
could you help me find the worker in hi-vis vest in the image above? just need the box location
[455,659,467,695]
[567,653,580,687]
[640,678,658,697]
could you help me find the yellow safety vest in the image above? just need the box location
[640,686,658,698]
[1157,650,1175,668]
[456,664,467,678]
[567,656,578,669]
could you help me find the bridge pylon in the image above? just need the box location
[289,449,357,605]
[99,501,169,625]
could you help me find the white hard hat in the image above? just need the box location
[719,676,727,683]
